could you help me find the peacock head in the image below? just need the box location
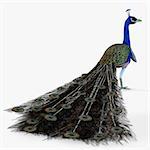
[125,9,142,25]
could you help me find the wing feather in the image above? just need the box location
[99,44,130,67]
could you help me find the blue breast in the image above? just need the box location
[126,51,132,63]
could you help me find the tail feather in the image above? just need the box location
[7,62,133,144]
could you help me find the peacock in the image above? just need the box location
[7,9,141,144]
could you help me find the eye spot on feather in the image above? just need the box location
[31,106,42,112]
[84,97,96,103]
[111,126,124,134]
[99,85,106,90]
[93,133,107,141]
[44,114,57,121]
[112,107,122,115]
[44,107,57,113]
[57,87,64,91]
[11,106,24,112]
[62,104,72,109]
[106,91,117,97]
[23,126,37,132]
[74,91,85,97]
[64,131,80,138]
[111,78,118,83]
[79,115,92,121]
[34,98,43,102]
[26,118,39,125]
[49,94,59,100]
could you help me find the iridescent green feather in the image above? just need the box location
[100,44,130,67]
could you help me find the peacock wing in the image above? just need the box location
[99,44,130,67]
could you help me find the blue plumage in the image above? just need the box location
[120,10,141,89]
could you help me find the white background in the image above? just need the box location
[0,0,149,149]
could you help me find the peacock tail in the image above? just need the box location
[7,44,133,144]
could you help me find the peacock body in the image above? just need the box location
[7,10,141,144]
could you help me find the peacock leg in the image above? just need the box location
[119,67,129,89]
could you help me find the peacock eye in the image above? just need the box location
[130,17,136,22]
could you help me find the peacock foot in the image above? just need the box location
[120,86,130,90]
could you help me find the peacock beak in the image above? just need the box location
[136,19,142,22]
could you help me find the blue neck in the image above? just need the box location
[123,18,131,47]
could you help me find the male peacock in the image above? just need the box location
[7,9,141,144]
